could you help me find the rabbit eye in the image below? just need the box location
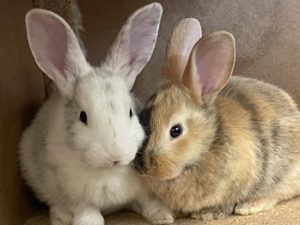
[129,108,133,118]
[80,111,88,125]
[170,124,183,138]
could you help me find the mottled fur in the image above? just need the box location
[134,23,300,221]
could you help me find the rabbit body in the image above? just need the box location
[134,27,300,220]
[20,5,174,225]
[20,81,146,213]
[20,68,174,225]
[140,76,300,218]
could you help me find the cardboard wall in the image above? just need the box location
[79,0,300,105]
[0,1,46,225]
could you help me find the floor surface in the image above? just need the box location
[25,197,300,225]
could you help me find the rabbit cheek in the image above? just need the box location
[134,145,174,180]
[84,146,107,168]
[145,153,182,180]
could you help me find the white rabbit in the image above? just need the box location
[19,3,174,225]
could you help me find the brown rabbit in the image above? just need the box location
[133,18,300,220]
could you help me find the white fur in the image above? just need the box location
[20,4,173,225]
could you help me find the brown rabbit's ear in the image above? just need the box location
[162,18,202,83]
[183,31,236,102]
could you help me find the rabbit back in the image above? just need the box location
[219,76,300,192]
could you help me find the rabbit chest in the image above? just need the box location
[57,162,141,210]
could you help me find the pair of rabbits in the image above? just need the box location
[20,2,300,225]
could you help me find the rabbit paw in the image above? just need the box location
[191,205,234,220]
[50,206,72,225]
[73,207,104,225]
[234,198,277,215]
[144,206,174,224]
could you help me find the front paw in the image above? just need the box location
[234,198,277,215]
[73,207,104,225]
[144,206,174,224]
[50,206,72,225]
[191,205,234,220]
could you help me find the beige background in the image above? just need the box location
[79,0,300,105]
[0,1,45,225]
[1,0,300,225]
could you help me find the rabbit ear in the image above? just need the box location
[162,18,202,83]
[25,9,90,97]
[183,31,235,103]
[104,3,163,89]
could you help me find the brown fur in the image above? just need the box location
[134,30,300,220]
[162,18,202,82]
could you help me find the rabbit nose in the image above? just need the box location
[113,160,120,166]
[109,153,121,166]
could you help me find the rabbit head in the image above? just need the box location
[134,19,235,180]
[26,3,162,168]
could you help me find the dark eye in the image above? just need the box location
[80,111,87,124]
[129,108,133,118]
[170,124,183,138]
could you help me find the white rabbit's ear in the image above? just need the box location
[104,3,163,89]
[25,9,90,97]
[162,18,202,83]
[183,31,235,103]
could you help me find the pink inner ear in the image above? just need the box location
[103,3,162,88]
[197,49,219,95]
[29,12,68,78]
[128,5,161,74]
[193,41,231,96]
